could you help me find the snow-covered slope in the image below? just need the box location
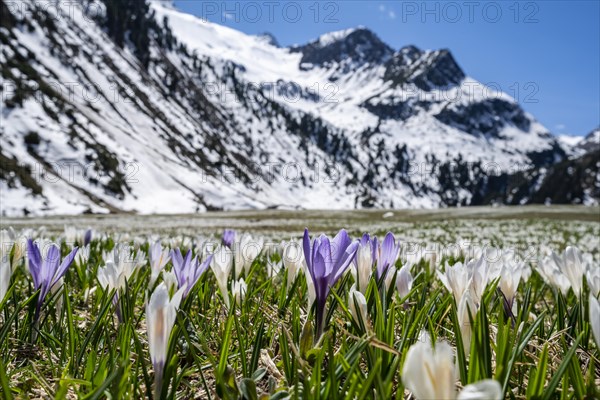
[1,0,587,216]
[557,129,599,158]
[575,128,600,154]
[557,135,585,157]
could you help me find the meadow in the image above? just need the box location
[0,206,599,399]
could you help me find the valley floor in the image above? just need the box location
[2,205,598,258]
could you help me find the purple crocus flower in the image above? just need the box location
[375,232,400,280]
[170,248,213,298]
[83,229,92,246]
[303,228,358,339]
[222,230,236,248]
[27,239,78,319]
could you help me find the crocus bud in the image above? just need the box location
[149,241,170,285]
[75,244,90,267]
[146,282,185,399]
[396,264,413,299]
[222,229,236,248]
[586,267,600,297]
[233,233,263,278]
[1,257,11,301]
[457,289,477,357]
[353,234,375,294]
[282,239,305,289]
[83,229,92,246]
[348,285,367,328]
[211,246,233,307]
[437,261,470,303]
[304,265,316,311]
[232,278,247,307]
[590,294,600,349]
[385,266,396,293]
[267,259,283,279]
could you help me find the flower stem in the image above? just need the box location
[154,364,164,400]
[315,305,324,343]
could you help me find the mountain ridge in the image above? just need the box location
[1,0,597,216]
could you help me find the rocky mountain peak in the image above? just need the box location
[290,27,393,72]
[577,128,600,154]
[384,47,465,90]
[256,32,280,48]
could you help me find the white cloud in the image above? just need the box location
[555,124,566,131]
[378,4,396,20]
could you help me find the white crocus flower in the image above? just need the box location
[211,246,233,307]
[97,262,120,291]
[348,285,368,327]
[498,262,523,307]
[63,225,79,245]
[465,256,489,306]
[402,331,502,400]
[98,245,145,291]
[402,332,457,400]
[304,264,316,311]
[560,246,587,297]
[282,239,305,288]
[396,263,414,299]
[385,266,397,293]
[537,255,571,295]
[51,277,65,317]
[0,229,14,263]
[0,229,13,300]
[457,289,477,356]
[521,263,532,283]
[231,279,247,307]
[267,259,283,279]
[538,247,590,297]
[437,261,471,303]
[104,244,146,271]
[586,267,600,297]
[484,247,526,283]
[589,294,600,349]
[146,282,185,396]
[75,244,90,267]
[2,228,25,269]
[234,233,263,278]
[162,270,178,292]
[352,241,374,294]
[198,238,219,260]
[169,236,192,251]
[14,234,28,268]
[458,380,505,400]
[482,247,503,281]
[149,241,170,285]
[0,257,11,301]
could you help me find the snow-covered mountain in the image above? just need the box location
[558,129,600,158]
[1,0,596,216]
[575,128,600,155]
[557,135,584,157]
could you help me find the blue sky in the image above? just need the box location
[173,1,599,136]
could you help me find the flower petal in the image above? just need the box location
[52,246,78,287]
[458,380,502,400]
